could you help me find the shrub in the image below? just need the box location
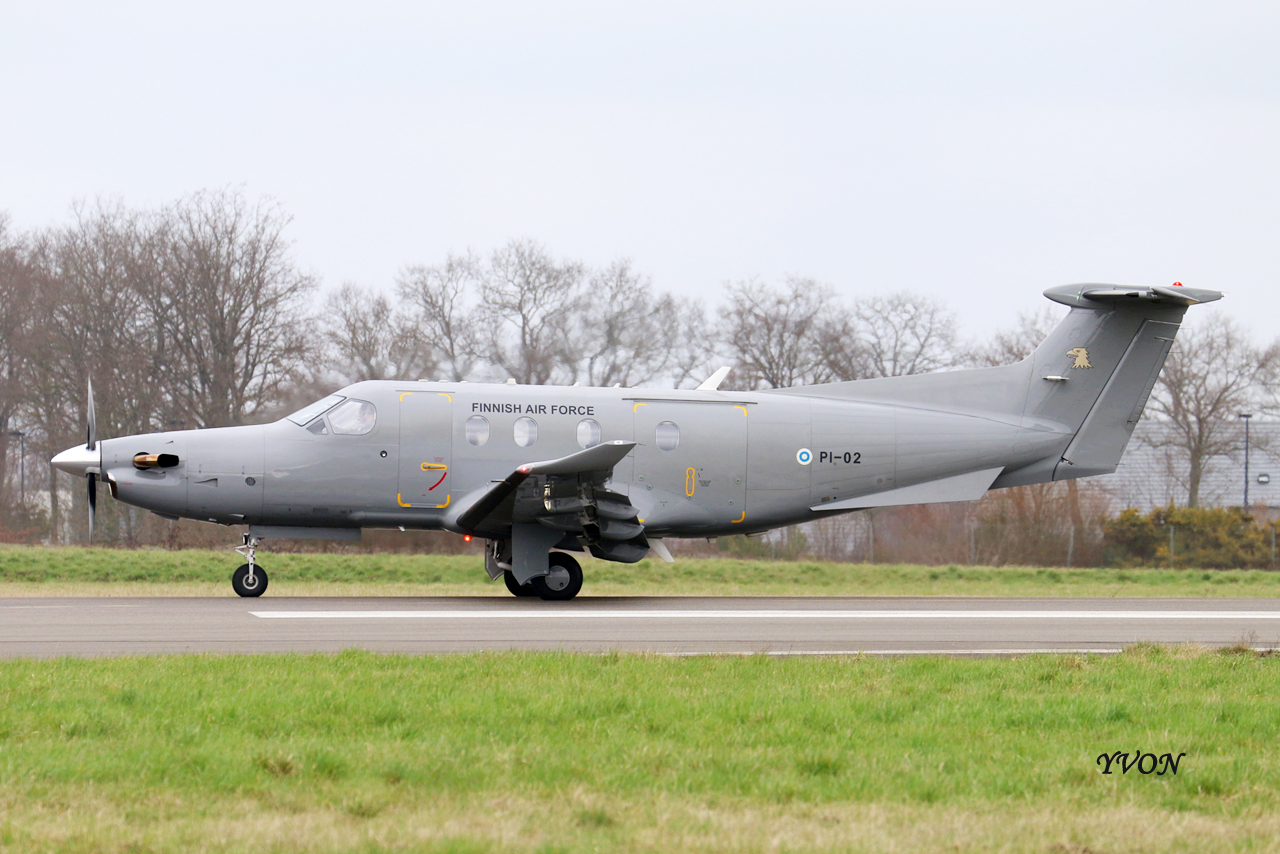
[1102,505,1278,569]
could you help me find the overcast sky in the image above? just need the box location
[2,1,1277,340]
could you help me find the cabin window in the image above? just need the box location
[655,420,680,451]
[327,399,377,435]
[576,418,602,449]
[287,394,344,426]
[514,416,538,447]
[465,415,490,446]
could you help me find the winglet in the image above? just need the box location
[696,366,731,391]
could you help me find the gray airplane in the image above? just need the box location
[52,283,1220,599]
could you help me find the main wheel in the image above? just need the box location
[503,570,539,597]
[532,552,583,601]
[232,563,268,598]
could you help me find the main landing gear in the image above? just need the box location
[232,533,268,598]
[502,552,584,601]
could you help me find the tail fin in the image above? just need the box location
[1026,284,1219,479]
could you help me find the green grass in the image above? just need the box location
[3,544,1280,597]
[0,647,1277,852]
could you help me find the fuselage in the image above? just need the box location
[95,379,1068,538]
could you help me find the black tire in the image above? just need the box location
[533,552,583,601]
[503,570,538,597]
[232,563,268,598]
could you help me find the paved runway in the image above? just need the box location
[2,596,1279,657]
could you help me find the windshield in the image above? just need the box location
[328,399,376,435]
[286,394,345,426]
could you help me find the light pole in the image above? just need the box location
[1240,413,1253,510]
[7,430,23,507]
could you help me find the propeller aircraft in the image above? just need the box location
[52,283,1221,599]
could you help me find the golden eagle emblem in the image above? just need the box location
[1066,347,1092,369]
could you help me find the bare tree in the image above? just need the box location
[161,189,316,427]
[23,201,169,541]
[668,296,718,388]
[0,215,35,516]
[850,291,957,378]
[573,260,684,388]
[1145,313,1280,507]
[965,305,1064,367]
[719,277,832,389]
[397,252,482,382]
[321,283,431,383]
[480,239,584,384]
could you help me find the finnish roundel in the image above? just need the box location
[796,448,812,465]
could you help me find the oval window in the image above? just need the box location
[576,419,602,449]
[327,400,377,435]
[514,416,538,448]
[465,415,489,446]
[655,420,680,451]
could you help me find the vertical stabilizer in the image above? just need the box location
[1025,283,1220,480]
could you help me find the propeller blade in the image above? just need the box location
[88,472,97,540]
[86,378,97,452]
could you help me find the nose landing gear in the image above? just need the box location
[231,534,268,597]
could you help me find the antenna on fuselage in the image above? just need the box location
[696,366,732,391]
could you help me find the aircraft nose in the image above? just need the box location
[51,444,100,478]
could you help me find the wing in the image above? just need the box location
[448,440,649,563]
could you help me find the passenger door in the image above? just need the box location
[398,391,454,509]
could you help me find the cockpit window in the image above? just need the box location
[327,399,377,435]
[287,394,345,426]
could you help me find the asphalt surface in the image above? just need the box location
[1,596,1279,657]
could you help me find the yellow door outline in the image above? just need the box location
[396,391,453,509]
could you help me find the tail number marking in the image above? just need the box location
[818,451,861,465]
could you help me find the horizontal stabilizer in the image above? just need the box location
[1044,283,1222,309]
[811,466,1004,512]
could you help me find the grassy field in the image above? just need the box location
[0,646,1275,853]
[3,544,1280,598]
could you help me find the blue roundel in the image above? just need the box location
[796,448,812,465]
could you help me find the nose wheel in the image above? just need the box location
[232,563,268,597]
[231,534,268,597]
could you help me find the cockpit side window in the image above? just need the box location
[327,399,377,435]
[287,394,345,426]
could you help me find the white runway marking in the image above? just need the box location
[658,649,1137,656]
[250,609,1280,620]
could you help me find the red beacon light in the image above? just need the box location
[1172,281,1183,287]
[463,535,472,542]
